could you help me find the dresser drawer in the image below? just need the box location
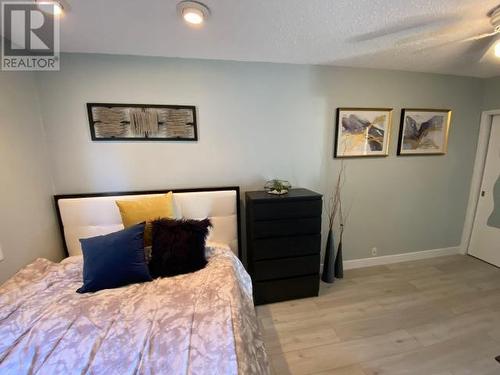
[251,199,322,221]
[254,274,320,305]
[251,234,320,261]
[252,254,320,281]
[251,216,321,239]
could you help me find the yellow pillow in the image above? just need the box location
[116,192,174,246]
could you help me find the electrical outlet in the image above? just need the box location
[0,244,3,262]
[371,247,378,257]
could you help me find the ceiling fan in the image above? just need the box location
[353,4,500,62]
[462,5,500,43]
[395,4,500,61]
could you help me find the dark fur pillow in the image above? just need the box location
[150,218,212,278]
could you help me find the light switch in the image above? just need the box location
[0,244,4,262]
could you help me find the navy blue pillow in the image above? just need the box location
[77,222,152,293]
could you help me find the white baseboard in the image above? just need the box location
[341,247,461,270]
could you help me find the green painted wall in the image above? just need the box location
[483,76,500,110]
[34,53,485,260]
[0,72,62,283]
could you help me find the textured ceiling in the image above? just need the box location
[45,0,500,76]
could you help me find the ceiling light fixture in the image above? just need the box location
[495,41,500,58]
[177,1,210,26]
[35,1,65,16]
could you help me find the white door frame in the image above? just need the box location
[460,109,499,254]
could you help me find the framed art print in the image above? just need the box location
[398,109,451,155]
[87,103,198,141]
[335,108,392,158]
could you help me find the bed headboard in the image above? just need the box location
[54,187,241,258]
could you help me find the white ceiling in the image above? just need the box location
[55,0,500,77]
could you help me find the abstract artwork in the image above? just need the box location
[87,103,197,141]
[398,109,451,155]
[335,108,392,158]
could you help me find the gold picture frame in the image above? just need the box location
[335,107,393,158]
[398,109,452,155]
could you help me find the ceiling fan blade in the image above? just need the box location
[462,30,499,42]
[395,23,466,47]
[350,15,457,43]
[412,33,496,54]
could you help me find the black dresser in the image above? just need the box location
[245,188,322,305]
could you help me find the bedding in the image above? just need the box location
[0,244,269,375]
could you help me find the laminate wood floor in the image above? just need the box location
[256,255,500,375]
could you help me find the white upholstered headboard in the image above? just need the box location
[55,187,241,258]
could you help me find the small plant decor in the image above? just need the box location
[264,179,292,195]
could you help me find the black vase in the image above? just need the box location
[334,230,344,279]
[321,229,335,283]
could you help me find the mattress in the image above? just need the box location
[0,244,269,374]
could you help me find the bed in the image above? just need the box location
[0,187,269,374]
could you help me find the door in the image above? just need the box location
[469,115,500,267]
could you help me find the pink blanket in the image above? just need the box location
[0,245,269,374]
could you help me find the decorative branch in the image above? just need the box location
[327,159,346,232]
